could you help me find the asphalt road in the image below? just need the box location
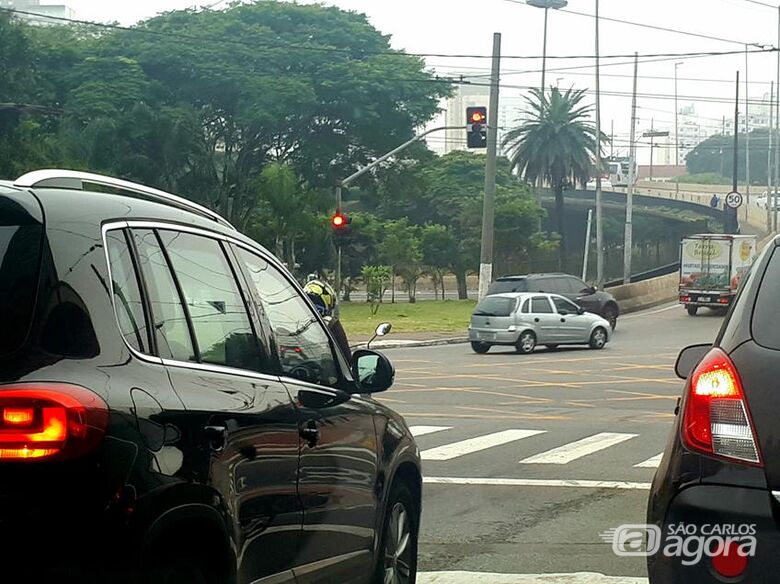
[375,304,725,584]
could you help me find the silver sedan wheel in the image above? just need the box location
[516,331,536,354]
[384,502,412,584]
[590,327,607,349]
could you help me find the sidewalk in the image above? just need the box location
[350,331,468,350]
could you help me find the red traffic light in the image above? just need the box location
[467,106,487,126]
[466,107,488,149]
[331,211,350,231]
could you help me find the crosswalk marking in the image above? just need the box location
[634,453,664,468]
[421,429,546,461]
[419,571,647,583]
[410,425,452,437]
[519,432,638,465]
[424,477,652,490]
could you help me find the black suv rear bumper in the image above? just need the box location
[648,484,780,583]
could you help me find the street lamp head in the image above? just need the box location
[526,0,568,8]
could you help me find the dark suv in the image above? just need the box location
[647,235,780,583]
[0,170,421,584]
[488,273,620,329]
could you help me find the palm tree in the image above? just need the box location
[502,87,606,266]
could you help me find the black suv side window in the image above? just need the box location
[234,247,340,388]
[132,229,196,362]
[106,230,150,353]
[159,231,263,372]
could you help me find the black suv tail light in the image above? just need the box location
[0,384,108,460]
[682,348,762,466]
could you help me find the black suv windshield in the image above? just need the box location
[474,296,517,317]
[488,279,528,294]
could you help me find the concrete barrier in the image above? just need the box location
[610,272,680,314]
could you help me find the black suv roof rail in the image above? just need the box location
[14,169,235,230]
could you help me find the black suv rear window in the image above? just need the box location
[753,247,780,349]
[474,297,517,317]
[488,279,528,294]
[0,212,43,356]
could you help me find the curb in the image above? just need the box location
[351,336,469,350]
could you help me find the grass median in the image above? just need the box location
[339,299,477,338]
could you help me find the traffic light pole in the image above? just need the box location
[333,124,468,299]
[478,32,502,301]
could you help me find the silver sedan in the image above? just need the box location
[468,292,612,354]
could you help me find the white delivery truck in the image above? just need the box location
[679,234,757,316]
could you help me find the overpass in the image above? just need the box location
[597,182,772,312]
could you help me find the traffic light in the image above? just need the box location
[330,210,351,236]
[466,106,488,149]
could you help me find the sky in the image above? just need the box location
[56,0,780,164]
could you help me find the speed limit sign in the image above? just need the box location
[726,191,743,209]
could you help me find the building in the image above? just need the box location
[1,0,75,24]
[724,92,773,135]
[440,74,525,155]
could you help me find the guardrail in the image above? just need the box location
[604,262,680,289]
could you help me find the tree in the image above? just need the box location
[502,87,605,266]
[361,265,391,315]
[421,224,455,299]
[245,163,329,272]
[378,219,422,303]
[686,128,770,184]
[97,2,451,225]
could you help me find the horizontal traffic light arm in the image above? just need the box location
[338,125,486,189]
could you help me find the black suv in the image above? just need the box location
[0,170,421,584]
[647,235,780,583]
[488,273,620,329]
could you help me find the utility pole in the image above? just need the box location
[775,6,780,232]
[478,32,502,300]
[541,7,549,91]
[769,81,774,233]
[719,115,725,178]
[745,45,751,218]
[624,52,638,284]
[583,209,593,281]
[595,0,604,289]
[650,119,655,181]
[610,119,614,159]
[335,185,343,298]
[728,71,740,235]
[674,62,682,166]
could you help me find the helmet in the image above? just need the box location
[303,279,337,317]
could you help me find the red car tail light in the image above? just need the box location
[0,384,108,460]
[682,348,762,465]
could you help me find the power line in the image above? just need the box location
[1,7,776,62]
[504,0,767,47]
[739,0,778,8]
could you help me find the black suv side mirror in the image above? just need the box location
[577,306,586,315]
[352,349,395,393]
[675,344,711,379]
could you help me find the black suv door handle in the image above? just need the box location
[204,425,227,452]
[300,421,319,447]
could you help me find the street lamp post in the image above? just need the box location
[526,0,568,93]
[674,62,683,167]
[595,0,604,288]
